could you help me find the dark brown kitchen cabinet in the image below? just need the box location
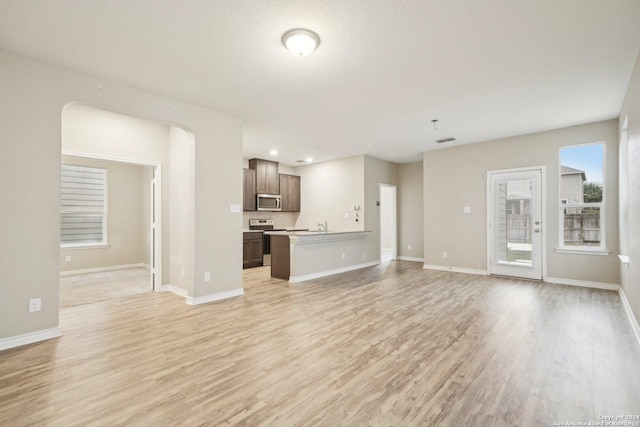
[243,168,256,211]
[279,174,300,212]
[249,158,279,195]
[243,232,263,268]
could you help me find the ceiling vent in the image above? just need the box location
[436,137,456,143]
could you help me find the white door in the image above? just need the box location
[488,168,543,280]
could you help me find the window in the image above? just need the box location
[61,164,107,248]
[559,143,605,252]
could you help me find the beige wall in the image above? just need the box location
[619,50,640,326]
[398,161,424,261]
[364,156,398,261]
[423,119,620,284]
[0,49,243,342]
[294,155,365,231]
[62,104,171,282]
[168,127,195,295]
[59,156,148,272]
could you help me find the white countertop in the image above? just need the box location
[266,230,371,236]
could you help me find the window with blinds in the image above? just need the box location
[61,164,107,247]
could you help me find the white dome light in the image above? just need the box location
[281,29,320,57]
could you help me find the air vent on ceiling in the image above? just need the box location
[436,137,456,144]
[296,159,306,163]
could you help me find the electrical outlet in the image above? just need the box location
[204,272,211,282]
[29,298,41,312]
[65,256,72,262]
[341,252,346,260]
[408,245,412,251]
[181,268,185,278]
[442,251,448,258]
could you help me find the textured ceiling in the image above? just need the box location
[1,0,639,166]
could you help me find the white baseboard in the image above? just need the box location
[0,327,62,352]
[619,287,640,349]
[398,256,424,263]
[60,263,146,277]
[290,261,379,283]
[423,264,489,276]
[544,276,619,291]
[161,284,188,298]
[186,288,244,305]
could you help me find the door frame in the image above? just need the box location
[62,150,163,291]
[379,183,397,261]
[486,166,547,280]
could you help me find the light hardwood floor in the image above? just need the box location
[59,267,151,308]
[1,261,639,426]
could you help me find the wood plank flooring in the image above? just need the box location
[1,261,639,426]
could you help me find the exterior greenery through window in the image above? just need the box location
[559,143,604,250]
[61,164,107,248]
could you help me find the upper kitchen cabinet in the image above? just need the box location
[279,173,301,212]
[249,158,279,195]
[243,168,256,211]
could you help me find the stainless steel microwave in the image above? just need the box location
[257,194,282,211]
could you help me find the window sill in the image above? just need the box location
[61,243,111,251]
[555,247,610,256]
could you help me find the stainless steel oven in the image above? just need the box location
[248,219,284,266]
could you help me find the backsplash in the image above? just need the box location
[243,211,300,229]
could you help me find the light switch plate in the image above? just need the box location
[230,204,241,213]
[463,206,471,214]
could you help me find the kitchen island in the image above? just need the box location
[267,230,374,282]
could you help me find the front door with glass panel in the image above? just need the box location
[488,169,543,280]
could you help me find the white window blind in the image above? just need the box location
[61,164,107,247]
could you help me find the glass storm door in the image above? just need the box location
[488,169,543,280]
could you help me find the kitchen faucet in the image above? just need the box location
[316,221,328,232]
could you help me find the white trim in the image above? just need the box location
[0,327,62,352]
[486,166,546,280]
[63,150,162,167]
[618,255,630,264]
[161,284,189,298]
[544,276,619,291]
[185,288,244,305]
[555,248,610,256]
[290,261,379,283]
[398,256,424,262]
[619,287,640,348]
[60,263,146,277]
[423,264,489,276]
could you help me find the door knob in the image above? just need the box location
[534,229,540,233]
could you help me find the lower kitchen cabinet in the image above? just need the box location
[243,232,263,268]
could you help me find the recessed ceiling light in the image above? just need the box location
[282,28,320,57]
[269,149,278,156]
[306,157,313,163]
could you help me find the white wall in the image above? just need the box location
[398,161,424,261]
[0,49,243,343]
[423,119,619,284]
[59,156,148,272]
[619,50,640,326]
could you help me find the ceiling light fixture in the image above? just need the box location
[269,149,278,156]
[306,157,313,163]
[282,28,320,57]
